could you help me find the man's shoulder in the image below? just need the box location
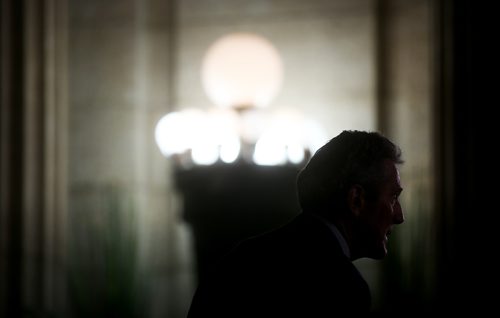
[225,212,344,265]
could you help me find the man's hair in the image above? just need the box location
[296,130,403,212]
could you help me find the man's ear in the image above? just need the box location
[347,184,365,217]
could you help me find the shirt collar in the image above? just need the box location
[311,213,351,259]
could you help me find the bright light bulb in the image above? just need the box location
[287,143,305,164]
[191,144,219,165]
[220,136,241,163]
[205,109,241,164]
[253,133,287,166]
[201,33,283,109]
[154,109,204,157]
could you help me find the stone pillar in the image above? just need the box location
[0,0,69,316]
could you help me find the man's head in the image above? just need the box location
[296,130,404,259]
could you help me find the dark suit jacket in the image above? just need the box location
[187,212,371,317]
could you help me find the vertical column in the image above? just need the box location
[0,0,68,316]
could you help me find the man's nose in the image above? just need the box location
[394,204,404,224]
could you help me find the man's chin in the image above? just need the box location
[356,240,388,259]
[369,245,387,260]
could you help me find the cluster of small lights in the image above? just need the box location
[155,108,326,166]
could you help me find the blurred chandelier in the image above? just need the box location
[155,32,326,167]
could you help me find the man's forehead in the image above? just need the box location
[382,159,402,188]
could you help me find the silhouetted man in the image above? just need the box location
[187,130,404,317]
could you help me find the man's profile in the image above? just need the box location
[187,130,404,317]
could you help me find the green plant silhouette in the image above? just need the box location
[68,184,140,318]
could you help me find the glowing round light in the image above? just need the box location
[201,33,284,109]
[154,109,204,157]
[191,110,241,164]
[287,143,305,164]
[219,136,241,163]
[191,144,219,165]
[253,134,287,166]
